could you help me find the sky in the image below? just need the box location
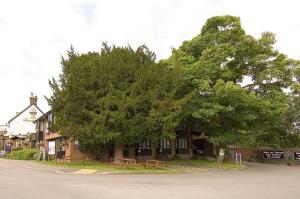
[0,0,300,124]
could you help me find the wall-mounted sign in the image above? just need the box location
[294,152,300,160]
[263,151,284,160]
[48,141,55,155]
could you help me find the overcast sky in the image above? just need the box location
[0,0,300,124]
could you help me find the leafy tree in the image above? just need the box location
[280,96,300,148]
[48,44,190,160]
[166,15,300,150]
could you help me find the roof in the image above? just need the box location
[34,110,52,123]
[8,104,44,124]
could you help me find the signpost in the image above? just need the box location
[294,152,300,161]
[263,151,284,160]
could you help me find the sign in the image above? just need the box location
[48,141,55,155]
[263,151,284,160]
[0,151,5,158]
[4,146,11,153]
[295,152,300,161]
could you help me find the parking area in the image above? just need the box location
[0,159,299,199]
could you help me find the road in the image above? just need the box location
[0,159,299,199]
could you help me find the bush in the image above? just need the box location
[12,147,24,151]
[170,154,181,160]
[7,149,39,160]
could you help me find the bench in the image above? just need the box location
[111,158,139,168]
[141,160,165,169]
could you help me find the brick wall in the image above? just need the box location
[67,141,93,161]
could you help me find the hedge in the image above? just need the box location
[7,149,39,160]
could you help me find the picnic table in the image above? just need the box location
[56,155,71,165]
[111,158,166,169]
[141,160,164,169]
[111,158,139,168]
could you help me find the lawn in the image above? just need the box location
[33,159,246,174]
[33,160,177,174]
[168,159,246,170]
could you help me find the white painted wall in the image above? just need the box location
[8,105,43,137]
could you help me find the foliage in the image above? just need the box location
[48,15,300,149]
[280,96,300,148]
[170,154,182,160]
[7,149,39,160]
[48,44,191,150]
[166,15,300,147]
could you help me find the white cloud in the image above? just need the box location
[0,0,300,123]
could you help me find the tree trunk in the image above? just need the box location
[114,143,124,162]
[151,141,157,160]
[128,145,136,159]
[187,128,193,159]
[101,144,109,162]
[170,138,176,157]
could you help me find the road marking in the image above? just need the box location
[73,169,98,174]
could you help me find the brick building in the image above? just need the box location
[34,111,89,161]
[35,110,214,161]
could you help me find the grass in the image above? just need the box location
[33,160,178,174]
[32,158,246,174]
[169,159,246,170]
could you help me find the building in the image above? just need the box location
[0,125,9,150]
[112,125,214,161]
[34,111,89,161]
[35,109,214,162]
[4,94,44,150]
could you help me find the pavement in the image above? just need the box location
[0,158,300,199]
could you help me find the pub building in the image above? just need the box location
[35,110,215,161]
[34,111,88,161]
[108,125,214,161]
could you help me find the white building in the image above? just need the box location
[4,94,44,148]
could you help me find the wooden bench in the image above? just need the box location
[141,160,165,169]
[111,158,139,168]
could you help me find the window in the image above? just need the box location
[59,137,66,152]
[159,138,170,149]
[176,138,187,149]
[39,121,44,131]
[48,113,53,123]
[73,140,80,149]
[139,140,151,150]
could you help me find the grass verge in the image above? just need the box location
[32,159,246,174]
[169,159,246,170]
[33,160,177,174]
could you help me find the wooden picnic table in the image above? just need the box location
[111,158,138,168]
[56,155,71,165]
[122,158,137,164]
[141,160,165,169]
[111,158,165,169]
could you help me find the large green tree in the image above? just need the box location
[166,15,300,149]
[48,44,190,159]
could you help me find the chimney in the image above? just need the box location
[29,92,38,106]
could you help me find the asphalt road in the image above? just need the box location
[0,159,299,199]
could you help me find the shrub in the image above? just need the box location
[8,149,39,160]
[170,154,181,160]
[12,147,24,151]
